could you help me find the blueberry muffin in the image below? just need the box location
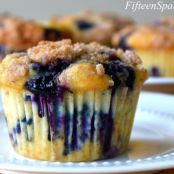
[0,40,147,162]
[45,11,133,45]
[0,14,64,59]
[112,24,174,77]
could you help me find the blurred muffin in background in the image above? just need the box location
[112,23,174,77]
[153,16,174,29]
[45,11,133,45]
[0,14,67,60]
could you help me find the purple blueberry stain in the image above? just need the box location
[9,133,17,146]
[90,112,95,142]
[53,98,65,136]
[0,44,6,58]
[151,66,160,77]
[103,146,119,159]
[80,104,91,142]
[63,109,72,155]
[31,95,45,118]
[21,117,26,124]
[21,117,30,142]
[13,127,16,134]
[27,117,33,125]
[46,96,56,135]
[71,108,79,151]
[47,130,51,141]
[99,112,108,144]
[102,89,115,155]
[16,121,21,134]
[12,120,21,135]
[64,103,92,156]
[24,95,31,102]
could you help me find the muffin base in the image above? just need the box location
[136,50,174,77]
[2,87,140,162]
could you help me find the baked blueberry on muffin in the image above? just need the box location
[112,24,174,77]
[46,11,133,45]
[0,40,147,162]
[0,14,64,60]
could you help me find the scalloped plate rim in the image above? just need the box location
[145,77,174,85]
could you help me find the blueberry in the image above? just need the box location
[26,60,71,95]
[30,60,70,73]
[43,28,61,41]
[151,66,160,77]
[48,59,70,72]
[25,73,55,94]
[75,20,95,30]
[30,62,43,72]
[103,59,135,89]
[27,118,33,125]
[117,35,130,51]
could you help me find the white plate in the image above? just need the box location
[145,77,174,85]
[0,92,174,174]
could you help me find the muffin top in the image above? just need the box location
[0,14,44,50]
[112,24,174,50]
[0,39,147,93]
[46,11,133,45]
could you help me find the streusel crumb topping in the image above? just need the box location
[27,39,144,67]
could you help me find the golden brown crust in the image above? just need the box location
[27,40,74,64]
[0,53,29,88]
[57,63,111,91]
[0,15,43,50]
[112,24,174,50]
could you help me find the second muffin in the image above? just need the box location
[112,23,174,77]
[45,11,133,45]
